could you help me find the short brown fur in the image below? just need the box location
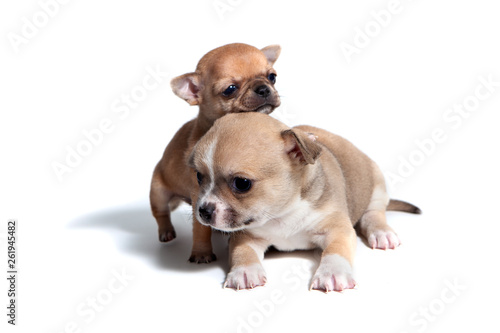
[150,43,281,263]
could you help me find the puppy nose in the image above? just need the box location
[254,85,271,98]
[198,203,215,224]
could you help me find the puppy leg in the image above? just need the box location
[189,218,216,263]
[224,233,268,290]
[311,215,357,292]
[150,171,176,242]
[357,166,400,250]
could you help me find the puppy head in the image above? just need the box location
[171,43,281,121]
[189,113,322,232]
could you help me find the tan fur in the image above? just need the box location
[294,125,375,224]
[150,43,281,263]
[189,113,420,291]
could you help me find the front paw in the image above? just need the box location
[224,264,267,290]
[310,254,356,293]
[188,252,217,264]
[158,228,176,242]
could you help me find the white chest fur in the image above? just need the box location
[248,199,326,251]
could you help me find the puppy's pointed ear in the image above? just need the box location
[261,45,281,66]
[281,129,322,165]
[171,73,202,105]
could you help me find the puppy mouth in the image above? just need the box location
[205,217,255,232]
[253,104,275,114]
[211,224,246,232]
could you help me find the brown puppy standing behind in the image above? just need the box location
[189,113,420,291]
[150,43,281,263]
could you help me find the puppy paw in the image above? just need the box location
[367,229,401,250]
[158,229,176,243]
[224,264,267,290]
[188,252,217,264]
[310,254,356,293]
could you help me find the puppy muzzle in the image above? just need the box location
[238,80,280,113]
[198,203,216,225]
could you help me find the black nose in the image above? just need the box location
[254,85,271,98]
[198,203,215,224]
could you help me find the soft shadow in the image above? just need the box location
[265,247,322,279]
[265,247,320,261]
[70,203,229,272]
[354,224,372,249]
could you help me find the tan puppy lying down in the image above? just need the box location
[189,113,420,292]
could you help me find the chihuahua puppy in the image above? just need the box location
[150,43,281,263]
[189,113,420,292]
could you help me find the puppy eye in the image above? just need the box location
[222,85,238,97]
[268,73,277,84]
[232,177,252,193]
[196,171,204,185]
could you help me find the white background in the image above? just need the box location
[1,0,499,332]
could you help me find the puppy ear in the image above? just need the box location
[171,73,202,105]
[261,45,281,65]
[281,129,322,165]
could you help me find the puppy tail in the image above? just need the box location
[387,199,421,214]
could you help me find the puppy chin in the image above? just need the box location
[234,104,276,115]
[213,224,246,232]
[196,215,257,233]
[255,104,275,114]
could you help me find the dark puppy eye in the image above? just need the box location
[268,73,277,84]
[222,85,238,97]
[196,171,204,185]
[232,177,252,193]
